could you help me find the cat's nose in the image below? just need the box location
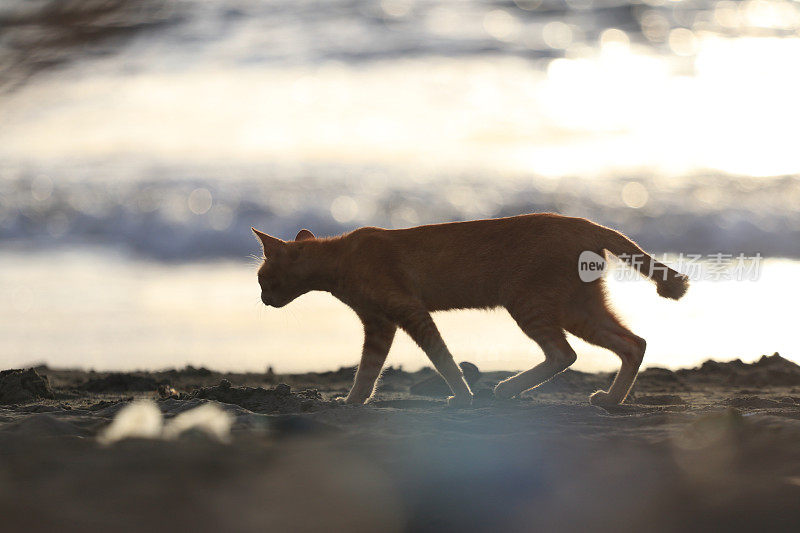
[261,294,271,306]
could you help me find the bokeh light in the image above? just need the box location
[188,188,213,216]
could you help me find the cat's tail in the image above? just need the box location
[594,224,689,300]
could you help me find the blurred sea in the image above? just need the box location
[1,0,798,371]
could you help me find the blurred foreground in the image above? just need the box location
[2,355,800,532]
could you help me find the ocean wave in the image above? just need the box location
[0,164,797,260]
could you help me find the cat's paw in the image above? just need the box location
[589,390,618,407]
[447,394,473,407]
[332,396,365,406]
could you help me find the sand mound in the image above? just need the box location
[79,373,161,393]
[726,396,797,408]
[635,394,687,406]
[677,353,800,387]
[0,369,55,404]
[1,414,88,438]
[187,380,333,413]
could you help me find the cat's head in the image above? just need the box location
[252,227,317,308]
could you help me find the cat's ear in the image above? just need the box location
[252,227,286,255]
[294,229,315,242]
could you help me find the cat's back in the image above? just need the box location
[375,213,585,248]
[340,213,590,267]
[335,214,596,309]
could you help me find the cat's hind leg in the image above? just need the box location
[495,305,577,399]
[391,304,473,406]
[345,315,396,404]
[565,302,646,407]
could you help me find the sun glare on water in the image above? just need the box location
[2,11,799,179]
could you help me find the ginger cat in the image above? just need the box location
[253,213,688,407]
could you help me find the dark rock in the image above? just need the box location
[0,369,55,404]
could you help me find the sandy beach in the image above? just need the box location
[2,1,800,531]
[2,354,800,532]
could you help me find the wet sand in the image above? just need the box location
[2,354,800,532]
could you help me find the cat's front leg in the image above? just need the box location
[344,315,396,404]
